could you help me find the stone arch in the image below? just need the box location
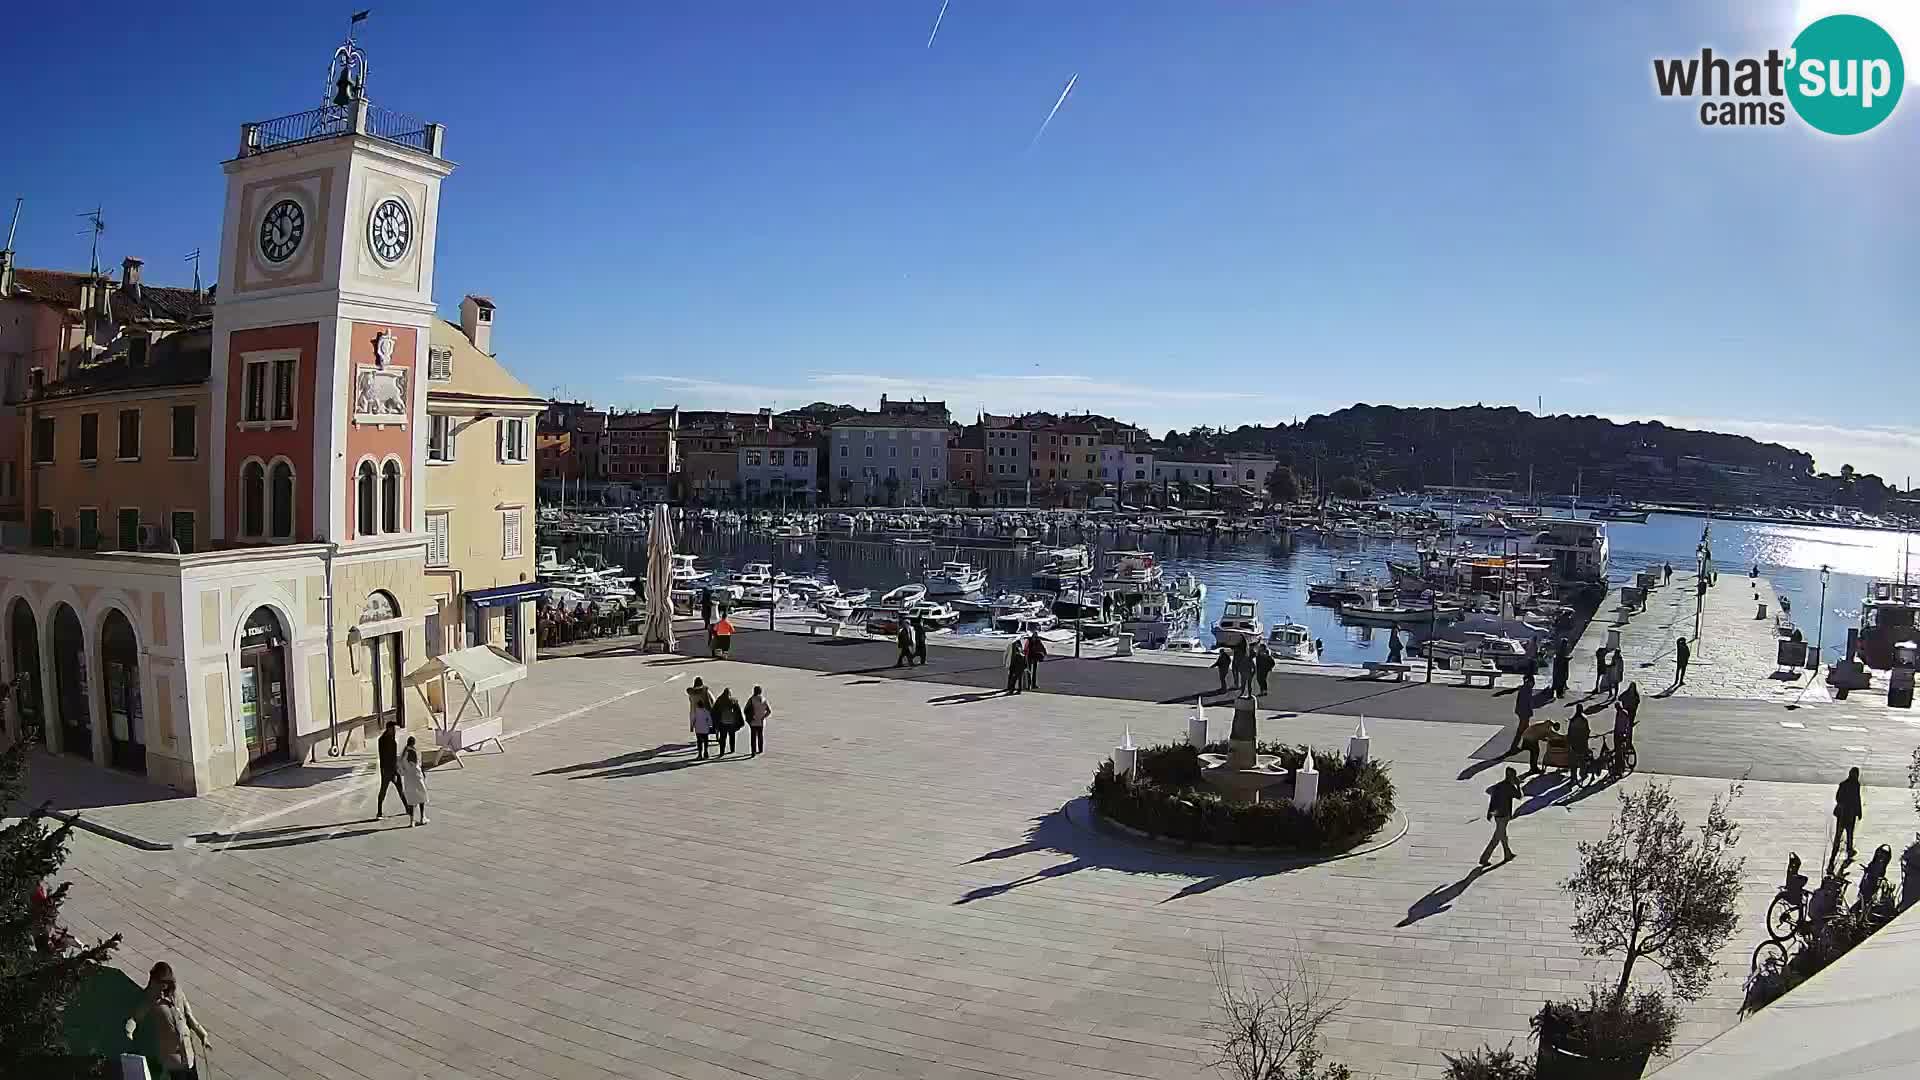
[48,602,93,762]
[98,607,145,774]
[6,596,42,746]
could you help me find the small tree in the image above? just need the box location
[836,478,853,505]
[1329,475,1366,501]
[1563,781,1744,1007]
[1082,480,1104,507]
[1208,946,1352,1080]
[1265,466,1299,507]
[0,735,123,1073]
[882,474,901,507]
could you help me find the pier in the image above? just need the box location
[1575,568,1792,702]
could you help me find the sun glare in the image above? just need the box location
[1796,0,1920,83]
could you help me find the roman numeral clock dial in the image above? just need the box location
[258,199,304,263]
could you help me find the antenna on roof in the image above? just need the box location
[183,248,202,296]
[76,206,105,276]
[3,197,21,251]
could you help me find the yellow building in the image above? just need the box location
[422,297,543,661]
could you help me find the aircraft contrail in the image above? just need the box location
[1030,72,1078,147]
[926,0,950,48]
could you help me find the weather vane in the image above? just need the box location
[327,11,372,108]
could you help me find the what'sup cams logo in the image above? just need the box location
[1654,13,1904,134]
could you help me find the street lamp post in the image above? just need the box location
[1816,563,1830,671]
[1693,539,1710,650]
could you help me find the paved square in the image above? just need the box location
[52,650,1919,1079]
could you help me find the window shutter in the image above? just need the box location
[496,420,507,462]
[427,512,450,567]
[428,347,452,382]
[502,508,523,559]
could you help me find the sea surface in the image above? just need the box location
[561,513,1915,666]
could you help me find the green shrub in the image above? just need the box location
[1089,742,1394,853]
[1531,986,1678,1061]
[1442,1044,1533,1080]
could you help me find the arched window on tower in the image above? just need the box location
[356,461,377,536]
[241,461,265,538]
[269,461,295,539]
[381,460,402,533]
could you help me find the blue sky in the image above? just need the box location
[4,2,1916,477]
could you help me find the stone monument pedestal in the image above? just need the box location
[1198,691,1289,805]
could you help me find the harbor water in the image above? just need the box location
[559,513,1909,666]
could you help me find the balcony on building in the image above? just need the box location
[237,99,446,160]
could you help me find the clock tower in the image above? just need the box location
[209,27,453,557]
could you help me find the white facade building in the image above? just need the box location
[829,415,950,505]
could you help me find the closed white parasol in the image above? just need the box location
[643,502,678,653]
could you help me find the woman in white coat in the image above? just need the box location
[399,736,430,826]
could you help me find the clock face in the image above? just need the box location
[368,197,413,265]
[259,199,305,264]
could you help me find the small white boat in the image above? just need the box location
[840,587,873,606]
[1052,582,1105,620]
[823,512,857,529]
[904,599,961,628]
[668,553,710,585]
[879,583,928,608]
[739,583,783,607]
[1162,635,1206,653]
[734,562,773,587]
[817,595,855,619]
[1211,597,1265,646]
[769,523,812,540]
[1267,621,1319,662]
[1338,596,1463,625]
[892,536,936,547]
[923,560,988,596]
[994,610,1058,634]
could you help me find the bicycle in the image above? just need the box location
[1594,734,1636,778]
[1753,852,1850,971]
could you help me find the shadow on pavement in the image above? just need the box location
[929,689,1009,707]
[536,742,691,776]
[223,824,391,850]
[954,799,1312,906]
[1397,863,1501,926]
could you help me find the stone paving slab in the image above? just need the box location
[51,650,1920,1080]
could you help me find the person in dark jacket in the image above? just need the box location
[1024,631,1046,688]
[374,719,411,819]
[1006,639,1027,694]
[895,623,915,668]
[712,688,745,757]
[1480,767,1522,865]
[1593,645,1610,695]
[1830,766,1863,870]
[1213,647,1232,693]
[1565,704,1591,781]
[1618,680,1641,724]
[701,588,714,631]
[1550,638,1570,699]
[1507,673,1535,757]
[1254,643,1275,696]
[914,618,929,666]
[1386,629,1403,665]
[1675,636,1691,686]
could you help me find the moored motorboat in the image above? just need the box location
[1211,596,1265,646]
[1267,621,1319,662]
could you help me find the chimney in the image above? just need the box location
[94,275,111,316]
[0,248,12,297]
[459,294,494,355]
[121,256,143,301]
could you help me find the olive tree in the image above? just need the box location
[1563,781,1744,1006]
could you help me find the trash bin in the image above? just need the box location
[1891,668,1914,710]
[1776,639,1807,669]
[1115,632,1134,657]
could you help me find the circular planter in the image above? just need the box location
[1535,1014,1656,1080]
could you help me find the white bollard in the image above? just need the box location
[1347,716,1371,765]
[1112,745,1137,778]
[1292,750,1320,810]
[1187,709,1208,748]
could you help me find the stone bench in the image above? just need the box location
[804,618,847,637]
[1457,658,1499,687]
[1362,661,1411,682]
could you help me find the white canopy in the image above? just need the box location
[407,644,527,694]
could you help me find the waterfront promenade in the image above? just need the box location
[37,632,1920,1080]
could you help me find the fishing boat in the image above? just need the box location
[738,583,783,607]
[1267,621,1320,662]
[1307,566,1393,606]
[1051,581,1105,620]
[1338,593,1463,626]
[733,562,773,588]
[816,595,855,619]
[1417,631,1534,672]
[668,553,711,585]
[1031,545,1092,589]
[1856,579,1920,669]
[923,560,988,596]
[1211,596,1265,646]
[1162,635,1207,653]
[892,535,936,547]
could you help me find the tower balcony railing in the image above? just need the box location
[239,101,443,159]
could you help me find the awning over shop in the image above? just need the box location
[466,581,548,609]
[407,644,528,694]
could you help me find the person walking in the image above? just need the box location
[1213,646,1232,693]
[713,688,744,757]
[1663,561,1673,584]
[374,719,411,820]
[914,618,929,667]
[701,588,714,632]
[688,677,715,759]
[1254,642,1275,696]
[1609,697,1635,778]
[746,685,770,756]
[1830,766,1863,870]
[399,737,430,826]
[1507,672,1536,757]
[126,961,212,1080]
[1006,638,1027,694]
[1609,649,1625,698]
[1386,628,1403,665]
[1232,641,1254,692]
[1592,644,1609,695]
[1618,679,1641,725]
[1675,636,1691,686]
[895,623,915,668]
[1480,767,1522,865]
[1565,703,1591,782]
[1550,638,1570,699]
[711,614,735,659]
[1025,631,1047,688]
